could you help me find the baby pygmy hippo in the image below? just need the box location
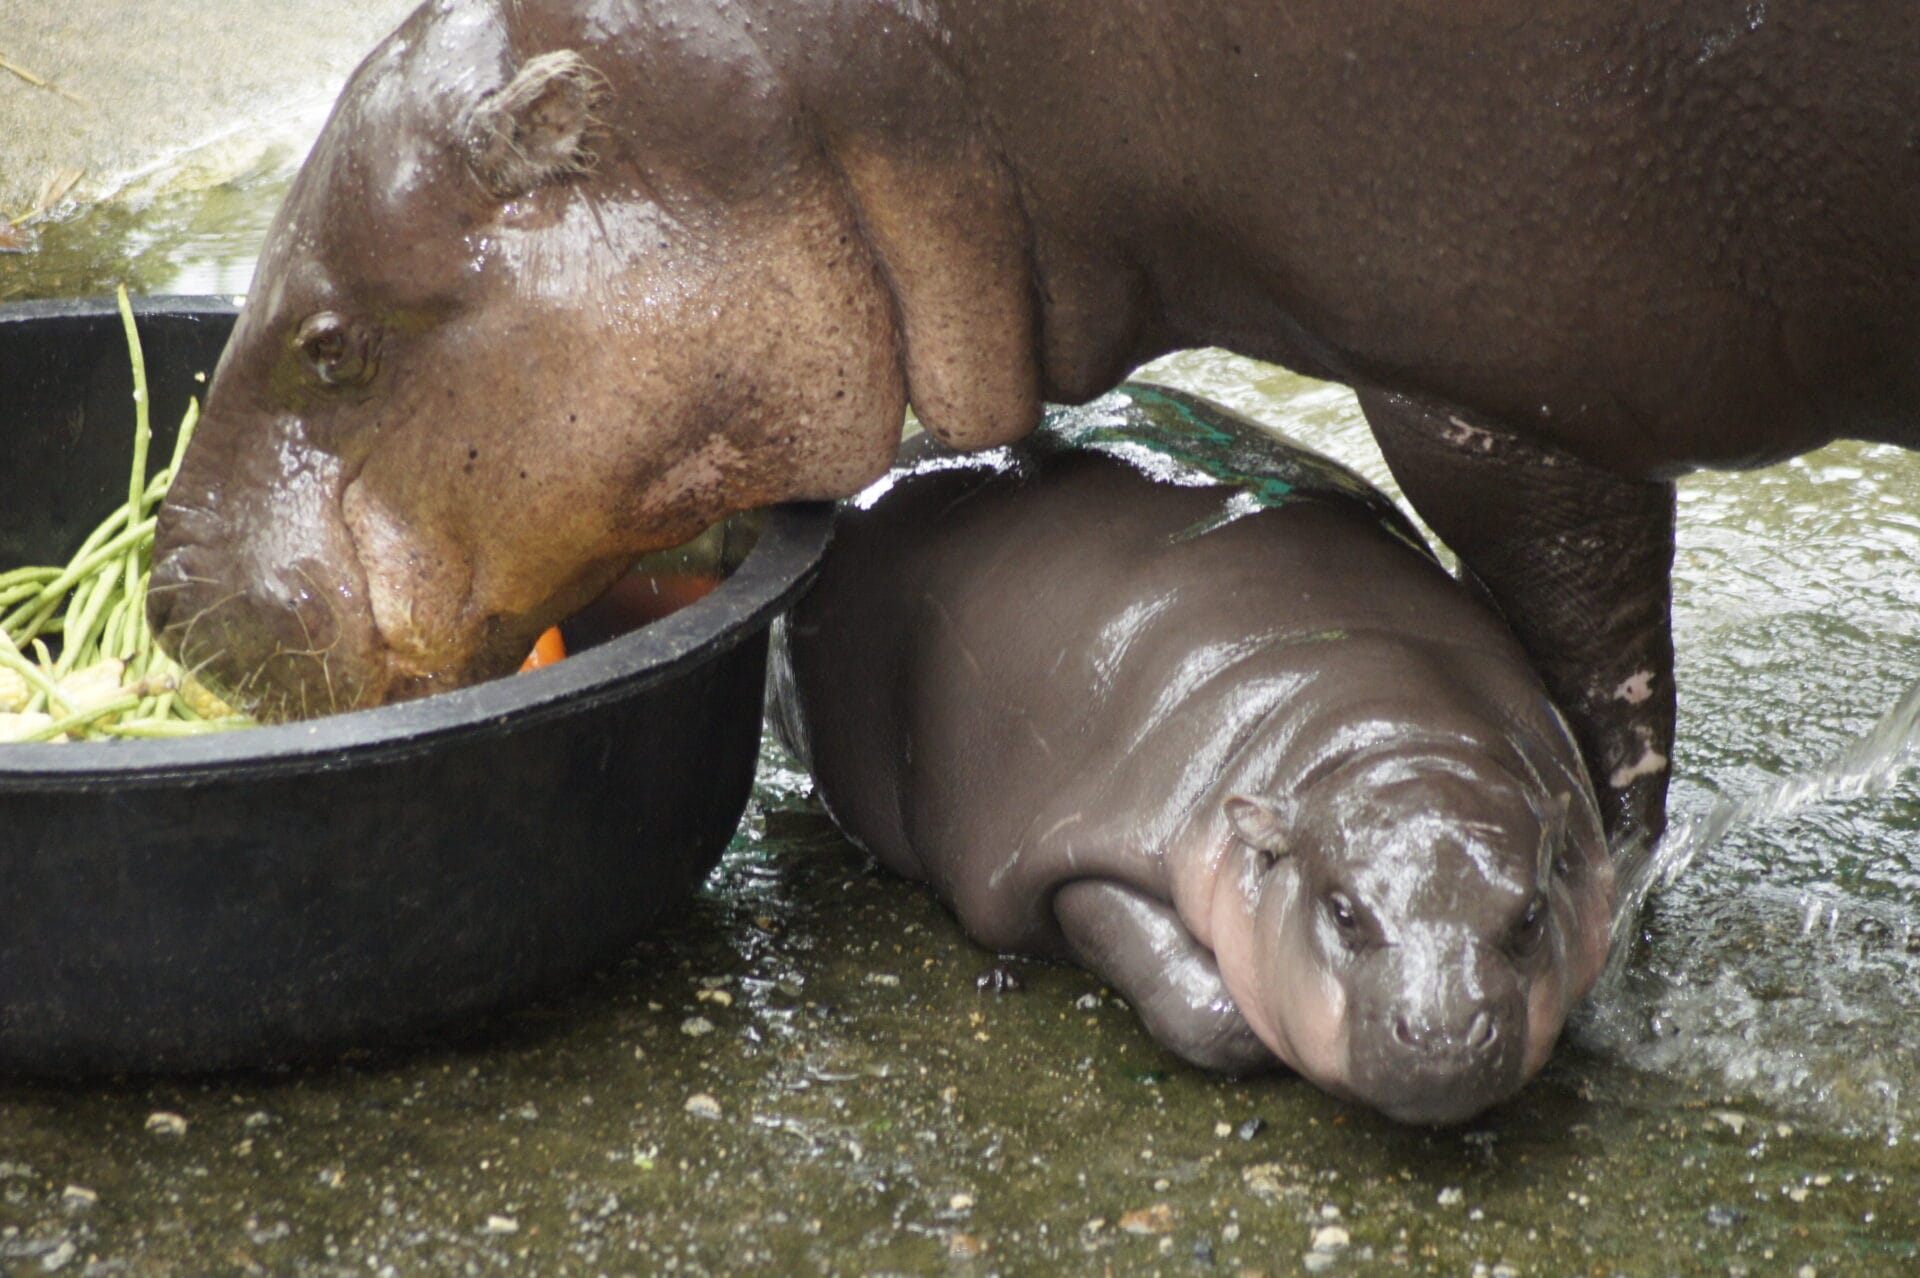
[772,383,1614,1125]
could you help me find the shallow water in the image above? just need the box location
[5,150,1920,1272]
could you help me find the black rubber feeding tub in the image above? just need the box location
[0,296,833,1075]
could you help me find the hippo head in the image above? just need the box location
[1215,744,1613,1125]
[149,2,1038,717]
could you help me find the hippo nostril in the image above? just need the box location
[1392,1010,1497,1055]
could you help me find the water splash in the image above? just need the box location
[1601,672,1920,991]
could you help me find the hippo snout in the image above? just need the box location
[1348,973,1527,1126]
[1392,1005,1499,1055]
[148,496,390,720]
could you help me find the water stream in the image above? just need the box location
[1605,672,1920,988]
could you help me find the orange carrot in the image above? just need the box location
[516,572,722,671]
[519,626,567,672]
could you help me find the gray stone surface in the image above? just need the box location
[0,0,416,215]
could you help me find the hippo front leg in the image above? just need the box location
[1358,389,1677,847]
[1053,880,1274,1074]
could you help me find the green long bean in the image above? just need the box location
[0,285,252,743]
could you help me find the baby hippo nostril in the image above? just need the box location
[1392,1009,1497,1055]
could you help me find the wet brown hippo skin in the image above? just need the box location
[772,396,1614,1125]
[150,0,1920,838]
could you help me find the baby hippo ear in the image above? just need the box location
[1225,794,1294,865]
[1534,790,1573,881]
[467,50,609,198]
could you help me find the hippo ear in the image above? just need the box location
[1535,791,1573,882]
[1225,794,1294,865]
[466,50,609,199]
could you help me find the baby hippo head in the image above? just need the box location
[1216,745,1613,1125]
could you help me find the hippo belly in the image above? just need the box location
[775,384,1616,1125]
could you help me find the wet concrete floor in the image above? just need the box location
[2,756,1915,1277]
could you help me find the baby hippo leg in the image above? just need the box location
[1054,880,1274,1074]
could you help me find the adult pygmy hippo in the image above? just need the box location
[772,385,1615,1125]
[150,0,1920,842]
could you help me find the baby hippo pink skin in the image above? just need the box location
[774,387,1615,1125]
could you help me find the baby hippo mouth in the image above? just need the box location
[1346,990,1528,1126]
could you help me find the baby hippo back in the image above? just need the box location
[773,383,1614,1125]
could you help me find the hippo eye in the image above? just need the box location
[1508,897,1548,957]
[294,312,380,388]
[1324,892,1361,938]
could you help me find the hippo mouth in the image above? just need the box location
[1345,1005,1527,1126]
[147,540,523,722]
[1364,1055,1525,1127]
[147,461,546,721]
[146,527,396,721]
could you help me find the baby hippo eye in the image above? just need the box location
[1508,896,1548,957]
[1324,891,1361,939]
[294,311,380,388]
